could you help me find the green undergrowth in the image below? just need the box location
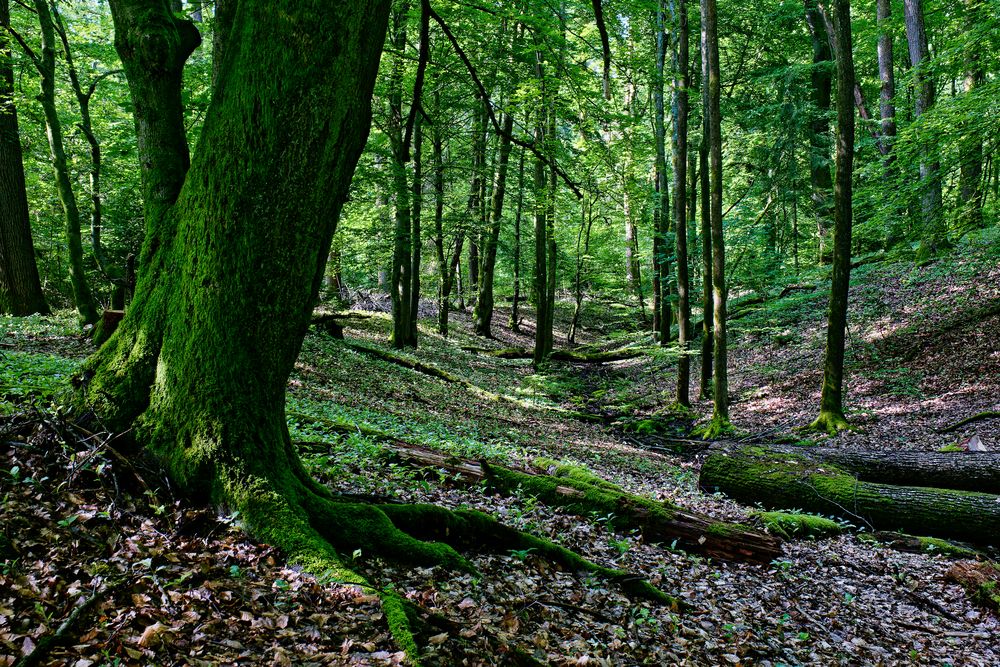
[0,351,81,413]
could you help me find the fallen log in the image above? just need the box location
[382,443,782,564]
[752,445,1000,495]
[700,447,1000,545]
[939,411,1000,434]
[462,346,646,363]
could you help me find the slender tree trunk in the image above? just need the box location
[703,0,728,430]
[0,0,48,315]
[388,3,414,348]
[51,4,126,311]
[653,1,671,345]
[698,30,712,401]
[532,120,550,367]
[903,0,944,260]
[957,0,984,232]
[408,111,422,343]
[568,197,593,344]
[804,0,834,263]
[672,0,691,407]
[33,0,99,325]
[510,147,525,332]
[474,112,514,337]
[876,0,896,144]
[812,0,855,434]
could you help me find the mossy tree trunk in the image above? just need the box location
[811,0,854,434]
[76,1,490,622]
[0,0,49,316]
[700,448,1000,545]
[754,446,1000,495]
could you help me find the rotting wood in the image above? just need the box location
[700,447,1000,545]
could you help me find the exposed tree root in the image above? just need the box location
[808,410,851,435]
[290,416,782,563]
[693,414,735,440]
[220,446,681,664]
[940,410,1000,434]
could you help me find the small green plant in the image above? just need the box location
[509,548,535,561]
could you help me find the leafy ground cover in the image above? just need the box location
[2,249,999,665]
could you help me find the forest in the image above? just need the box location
[1,0,999,664]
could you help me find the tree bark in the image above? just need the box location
[812,0,854,434]
[957,0,984,232]
[381,441,781,563]
[876,0,896,145]
[509,147,525,332]
[752,446,1000,495]
[388,2,414,349]
[699,103,712,400]
[474,112,514,337]
[702,0,728,429]
[700,448,1000,545]
[903,0,944,259]
[672,0,691,406]
[653,1,671,346]
[803,0,834,263]
[0,0,49,316]
[32,0,100,325]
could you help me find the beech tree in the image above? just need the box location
[0,0,48,316]
[811,0,855,434]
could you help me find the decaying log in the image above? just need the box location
[755,445,1000,495]
[700,447,1000,545]
[462,346,646,363]
[383,442,782,563]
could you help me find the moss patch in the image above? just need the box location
[752,511,844,540]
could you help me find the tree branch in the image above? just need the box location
[401,0,430,161]
[427,4,583,199]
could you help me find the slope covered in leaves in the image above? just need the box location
[2,242,1000,665]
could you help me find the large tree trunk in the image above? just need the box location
[75,1,479,590]
[672,0,691,406]
[33,0,99,325]
[700,449,1000,545]
[473,112,514,337]
[0,0,49,316]
[702,0,728,430]
[803,0,834,263]
[812,0,854,434]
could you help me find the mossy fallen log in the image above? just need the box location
[700,447,1000,545]
[380,443,782,563]
[462,346,646,363]
[754,445,1000,495]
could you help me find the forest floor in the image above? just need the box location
[2,234,999,666]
